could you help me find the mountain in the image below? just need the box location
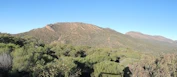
[175,40,177,44]
[17,22,177,53]
[17,22,127,47]
[126,31,174,43]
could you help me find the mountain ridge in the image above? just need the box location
[16,22,177,53]
[126,31,174,43]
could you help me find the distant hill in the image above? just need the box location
[17,22,177,53]
[126,31,174,43]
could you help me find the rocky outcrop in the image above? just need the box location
[0,53,12,71]
[45,25,55,32]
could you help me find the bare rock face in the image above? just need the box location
[45,25,55,32]
[0,53,12,71]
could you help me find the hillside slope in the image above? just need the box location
[126,31,174,43]
[17,22,177,53]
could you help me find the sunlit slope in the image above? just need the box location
[17,22,177,53]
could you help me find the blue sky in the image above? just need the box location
[0,0,177,40]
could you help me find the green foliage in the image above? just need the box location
[0,33,25,47]
[1,33,177,77]
[85,50,111,63]
[11,45,57,76]
[0,43,19,54]
[50,43,87,57]
[93,61,124,77]
[32,57,80,77]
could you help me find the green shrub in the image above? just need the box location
[93,61,124,77]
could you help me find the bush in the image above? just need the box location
[93,61,124,77]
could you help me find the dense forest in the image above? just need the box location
[1,33,177,77]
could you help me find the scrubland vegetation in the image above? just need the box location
[1,33,177,77]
